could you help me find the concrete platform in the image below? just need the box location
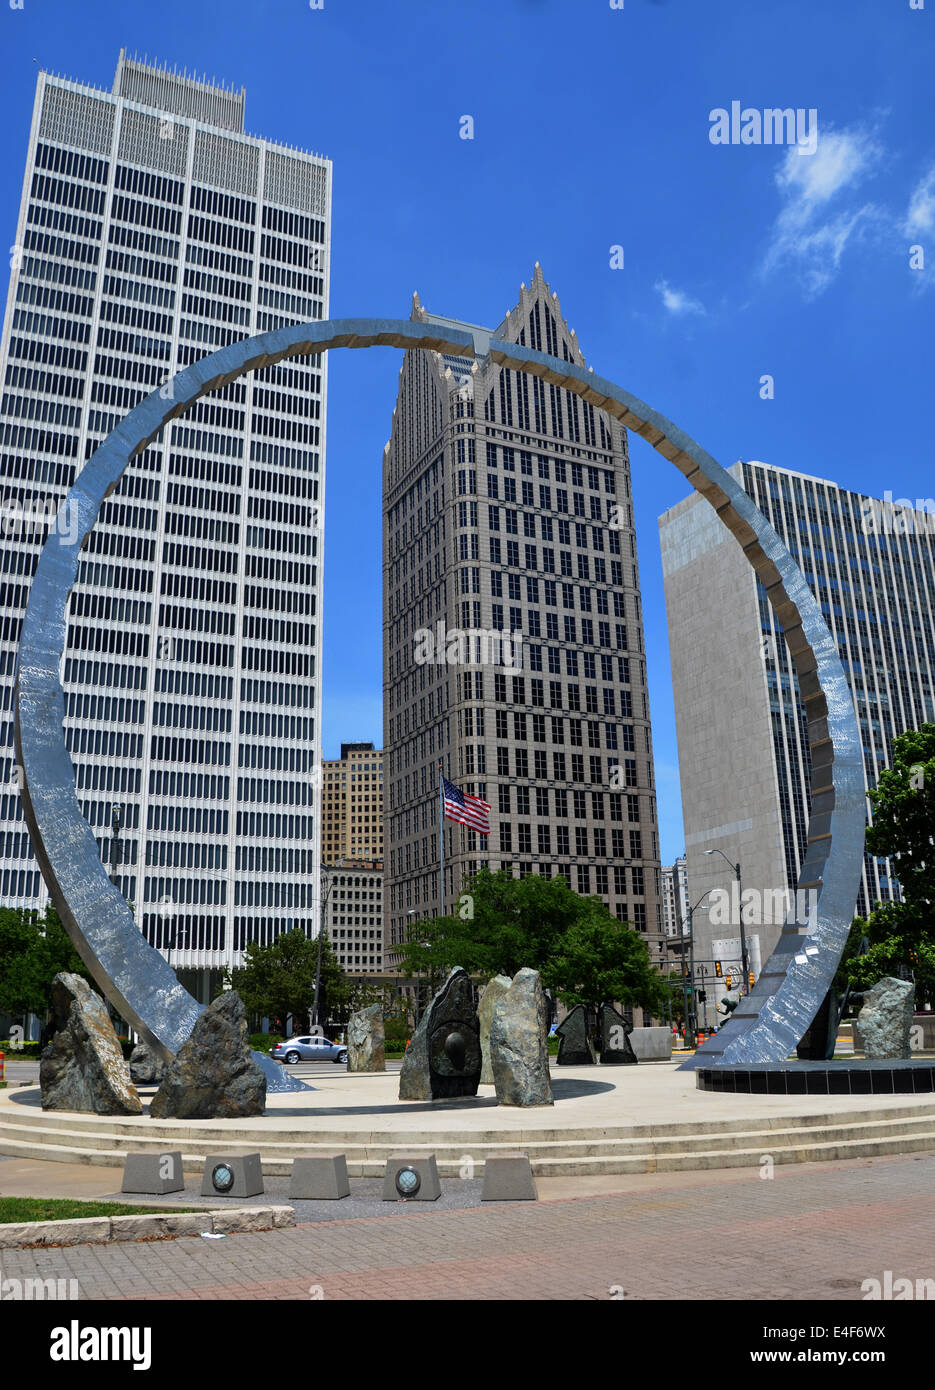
[4,1062,935,1176]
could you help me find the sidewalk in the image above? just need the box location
[2,1148,932,1300]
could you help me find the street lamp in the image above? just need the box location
[314,864,336,1028]
[109,804,123,887]
[681,891,711,1042]
[704,847,749,995]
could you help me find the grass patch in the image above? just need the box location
[0,1197,205,1224]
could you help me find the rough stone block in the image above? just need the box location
[399,967,480,1100]
[0,1217,112,1248]
[200,1152,264,1198]
[109,1213,188,1242]
[40,973,141,1115]
[129,1040,165,1085]
[478,975,512,1083]
[121,1150,185,1194]
[600,1003,638,1065]
[347,1004,386,1072]
[289,1154,350,1200]
[859,977,915,1059]
[151,991,266,1119]
[482,1153,538,1202]
[555,1004,596,1065]
[490,968,554,1106]
[381,1153,441,1201]
[210,1206,281,1234]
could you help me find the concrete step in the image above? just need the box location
[8,1094,935,1144]
[2,1128,935,1177]
[6,1110,935,1159]
[4,1109,935,1176]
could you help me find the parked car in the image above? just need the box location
[271,1035,348,1064]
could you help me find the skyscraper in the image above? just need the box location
[383,266,662,973]
[0,52,331,1000]
[324,860,384,975]
[321,742,384,863]
[661,854,689,942]
[659,461,935,979]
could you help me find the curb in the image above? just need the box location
[0,1204,295,1248]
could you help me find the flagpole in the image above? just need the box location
[438,761,445,918]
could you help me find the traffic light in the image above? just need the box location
[725,974,732,989]
[715,961,723,978]
[748,971,755,990]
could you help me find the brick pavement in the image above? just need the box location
[3,1150,935,1301]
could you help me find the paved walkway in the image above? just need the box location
[3,1150,934,1301]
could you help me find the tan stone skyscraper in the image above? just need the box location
[321,742,384,863]
[383,266,661,965]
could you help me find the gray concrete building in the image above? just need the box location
[659,461,935,987]
[323,859,384,974]
[383,265,661,967]
[0,51,331,1001]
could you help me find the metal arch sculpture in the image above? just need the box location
[14,316,866,1075]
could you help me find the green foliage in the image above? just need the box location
[226,929,353,1032]
[838,906,935,998]
[248,1033,284,1054]
[0,905,89,1022]
[866,723,934,916]
[838,725,935,999]
[396,868,665,1018]
[548,903,670,1016]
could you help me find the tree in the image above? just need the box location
[396,868,666,1019]
[0,904,89,1024]
[866,723,934,921]
[839,724,935,999]
[547,900,670,1019]
[395,868,582,983]
[225,929,354,1034]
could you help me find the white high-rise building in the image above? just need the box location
[659,462,935,979]
[661,854,689,940]
[0,52,331,1000]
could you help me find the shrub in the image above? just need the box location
[1,1040,42,1057]
[249,1033,284,1054]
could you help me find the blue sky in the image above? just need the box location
[2,0,933,863]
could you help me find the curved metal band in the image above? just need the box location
[14,317,865,1070]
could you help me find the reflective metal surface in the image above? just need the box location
[15,318,865,1073]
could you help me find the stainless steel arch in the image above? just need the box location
[14,317,865,1073]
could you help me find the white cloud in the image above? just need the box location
[904,165,935,237]
[654,279,706,316]
[763,126,883,297]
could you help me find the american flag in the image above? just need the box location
[442,777,490,835]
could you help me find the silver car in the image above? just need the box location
[271,1035,348,1065]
